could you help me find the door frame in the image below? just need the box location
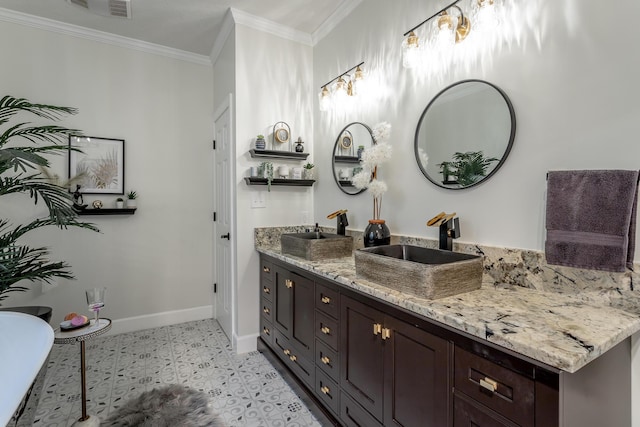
[213,93,236,342]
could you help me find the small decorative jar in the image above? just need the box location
[255,135,266,150]
[295,137,304,153]
[278,165,289,179]
[364,219,391,247]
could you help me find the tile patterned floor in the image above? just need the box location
[25,319,321,426]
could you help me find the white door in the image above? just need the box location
[213,94,234,340]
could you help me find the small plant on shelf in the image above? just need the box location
[126,190,138,208]
[303,162,314,169]
[258,162,274,191]
[116,197,124,208]
[303,163,314,180]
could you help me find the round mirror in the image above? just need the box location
[332,122,374,195]
[414,80,516,190]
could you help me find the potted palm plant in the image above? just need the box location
[0,95,99,305]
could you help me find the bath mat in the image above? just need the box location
[102,384,224,426]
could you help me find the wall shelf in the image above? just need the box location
[244,177,315,187]
[76,208,137,216]
[334,155,360,164]
[249,149,309,161]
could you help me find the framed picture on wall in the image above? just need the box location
[68,136,125,194]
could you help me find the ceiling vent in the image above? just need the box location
[67,0,132,19]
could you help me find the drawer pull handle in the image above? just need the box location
[283,349,291,356]
[479,377,498,393]
[285,279,293,289]
[263,266,270,273]
[320,386,330,395]
[263,286,270,294]
[290,355,297,362]
[382,328,391,340]
[321,356,331,365]
[373,323,382,335]
[321,326,331,335]
[321,296,331,304]
[263,327,270,335]
[263,307,270,314]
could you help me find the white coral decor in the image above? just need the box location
[352,122,392,220]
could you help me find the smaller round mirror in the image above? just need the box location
[332,122,374,195]
[414,80,516,190]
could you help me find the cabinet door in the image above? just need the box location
[290,272,315,360]
[454,393,518,427]
[274,265,292,335]
[340,295,385,422]
[384,315,450,427]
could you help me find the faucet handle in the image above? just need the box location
[327,209,348,219]
[427,212,456,227]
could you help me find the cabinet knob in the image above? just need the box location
[262,327,270,335]
[479,377,498,393]
[320,386,330,395]
[321,356,331,365]
[263,286,270,294]
[290,354,297,362]
[283,349,291,356]
[373,323,382,335]
[382,327,391,340]
[263,307,270,314]
[321,326,331,335]
[321,296,331,304]
[263,266,270,273]
[285,279,293,289]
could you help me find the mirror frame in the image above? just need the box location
[414,79,516,190]
[332,122,374,195]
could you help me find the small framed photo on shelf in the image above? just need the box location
[68,136,125,194]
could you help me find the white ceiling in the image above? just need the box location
[0,0,353,57]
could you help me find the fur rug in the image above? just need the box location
[102,384,225,426]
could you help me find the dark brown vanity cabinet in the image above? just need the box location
[340,295,450,427]
[258,255,561,427]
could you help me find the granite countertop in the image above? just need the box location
[256,243,640,374]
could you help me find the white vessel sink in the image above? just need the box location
[0,311,54,425]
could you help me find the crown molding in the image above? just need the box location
[210,8,235,65]
[230,8,313,46]
[312,0,362,45]
[0,7,212,66]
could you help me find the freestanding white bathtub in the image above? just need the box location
[0,311,54,425]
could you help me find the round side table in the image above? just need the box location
[54,318,112,427]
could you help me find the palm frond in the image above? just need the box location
[0,123,81,148]
[0,95,77,124]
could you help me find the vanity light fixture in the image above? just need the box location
[402,0,495,68]
[318,62,365,112]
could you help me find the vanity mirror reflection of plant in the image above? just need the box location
[352,122,392,220]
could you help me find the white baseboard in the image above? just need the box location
[233,332,259,354]
[105,305,214,336]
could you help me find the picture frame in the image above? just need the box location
[68,135,125,195]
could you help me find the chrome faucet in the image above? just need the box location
[427,212,460,251]
[314,222,321,239]
[327,209,349,235]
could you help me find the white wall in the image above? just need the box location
[313,0,640,256]
[233,24,314,341]
[0,21,215,327]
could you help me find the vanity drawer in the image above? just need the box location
[316,367,340,415]
[261,260,273,283]
[259,317,273,346]
[455,347,534,427]
[454,393,516,427]
[315,311,339,350]
[340,390,383,427]
[261,281,273,302]
[273,329,314,388]
[315,338,339,382]
[316,282,339,319]
[261,296,273,323]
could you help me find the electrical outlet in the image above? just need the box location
[251,192,266,208]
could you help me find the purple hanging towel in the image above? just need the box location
[545,170,639,272]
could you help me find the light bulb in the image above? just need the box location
[402,31,420,68]
[318,86,330,112]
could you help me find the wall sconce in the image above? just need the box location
[402,0,497,68]
[318,62,365,112]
